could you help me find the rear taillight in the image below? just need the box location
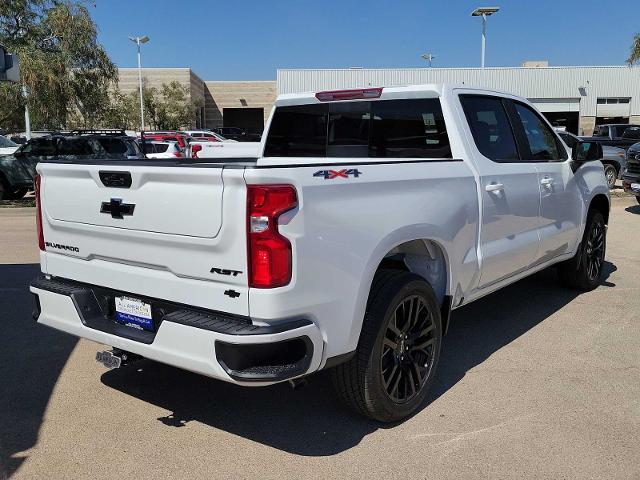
[247,185,297,288]
[191,144,202,158]
[35,174,45,251]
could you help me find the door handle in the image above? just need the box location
[485,183,504,192]
[540,177,554,186]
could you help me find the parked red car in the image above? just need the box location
[142,132,191,151]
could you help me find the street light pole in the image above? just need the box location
[129,35,149,131]
[22,85,31,140]
[421,53,436,68]
[481,14,486,69]
[471,7,500,69]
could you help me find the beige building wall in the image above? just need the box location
[117,69,276,130]
[118,68,206,128]
[203,81,277,129]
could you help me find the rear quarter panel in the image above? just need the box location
[245,159,479,360]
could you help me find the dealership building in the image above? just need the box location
[119,64,640,136]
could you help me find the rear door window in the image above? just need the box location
[264,104,329,157]
[97,138,128,157]
[460,95,519,162]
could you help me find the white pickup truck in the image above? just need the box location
[188,140,261,159]
[30,85,609,421]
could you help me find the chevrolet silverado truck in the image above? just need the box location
[30,85,610,422]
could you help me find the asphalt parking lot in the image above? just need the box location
[1,198,639,479]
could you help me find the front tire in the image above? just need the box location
[603,164,617,189]
[636,195,640,205]
[557,211,606,291]
[331,270,442,422]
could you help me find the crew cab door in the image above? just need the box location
[459,95,542,288]
[509,101,582,262]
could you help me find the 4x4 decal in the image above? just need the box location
[313,169,362,180]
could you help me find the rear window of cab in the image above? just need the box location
[264,98,451,159]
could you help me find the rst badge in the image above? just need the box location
[313,168,362,180]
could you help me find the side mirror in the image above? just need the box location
[13,149,25,158]
[572,140,602,162]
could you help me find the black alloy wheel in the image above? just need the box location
[584,218,605,282]
[381,295,436,404]
[557,210,606,291]
[331,270,442,422]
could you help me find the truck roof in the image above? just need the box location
[275,83,524,107]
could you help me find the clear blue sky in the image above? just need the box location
[91,0,640,80]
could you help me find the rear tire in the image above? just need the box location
[603,164,617,189]
[0,181,6,201]
[331,270,442,422]
[636,196,640,205]
[557,211,606,291]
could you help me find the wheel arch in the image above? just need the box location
[356,234,454,338]
[589,193,610,224]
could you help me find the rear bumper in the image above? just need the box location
[621,176,640,195]
[30,275,323,385]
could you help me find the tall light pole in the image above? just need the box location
[421,53,436,68]
[128,35,149,131]
[471,7,500,69]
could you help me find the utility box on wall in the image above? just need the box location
[0,44,20,83]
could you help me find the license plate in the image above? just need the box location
[631,183,640,193]
[115,296,154,331]
[96,350,121,369]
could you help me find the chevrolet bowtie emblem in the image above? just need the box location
[100,198,135,219]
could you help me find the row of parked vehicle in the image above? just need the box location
[0,127,265,199]
[2,122,640,200]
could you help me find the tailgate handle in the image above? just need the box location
[99,171,132,189]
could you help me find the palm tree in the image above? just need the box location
[627,34,640,66]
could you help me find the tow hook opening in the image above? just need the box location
[215,336,313,382]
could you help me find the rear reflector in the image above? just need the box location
[35,174,45,251]
[315,88,383,102]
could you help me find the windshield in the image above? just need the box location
[0,135,17,148]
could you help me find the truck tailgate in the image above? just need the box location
[45,164,223,237]
[37,162,249,315]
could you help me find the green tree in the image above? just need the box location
[98,88,138,130]
[0,0,116,130]
[133,81,200,130]
[626,33,640,66]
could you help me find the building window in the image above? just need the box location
[597,97,631,104]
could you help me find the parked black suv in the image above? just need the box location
[622,142,640,204]
[0,130,143,200]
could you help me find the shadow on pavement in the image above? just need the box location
[624,204,640,214]
[101,262,617,457]
[0,264,78,479]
